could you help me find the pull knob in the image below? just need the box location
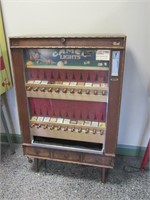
[40,87,45,92]
[100,129,104,135]
[57,125,61,130]
[48,87,53,92]
[55,88,60,93]
[64,126,68,131]
[33,87,38,91]
[86,89,90,94]
[70,89,74,94]
[63,88,67,93]
[37,124,41,129]
[93,129,96,134]
[85,128,89,134]
[102,90,106,95]
[78,89,82,94]
[78,128,82,133]
[31,123,35,128]
[94,90,98,95]
[50,125,54,130]
[43,124,48,129]
[26,86,32,91]
[71,127,75,132]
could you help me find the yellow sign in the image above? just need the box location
[0,9,12,95]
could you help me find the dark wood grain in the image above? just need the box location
[11,49,31,143]
[10,36,125,49]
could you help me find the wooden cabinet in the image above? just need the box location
[10,35,126,182]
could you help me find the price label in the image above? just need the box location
[64,119,70,124]
[85,82,92,87]
[31,116,37,121]
[57,118,63,123]
[50,118,57,122]
[96,50,110,61]
[43,117,50,122]
[37,117,44,122]
[34,80,41,84]
[41,81,48,85]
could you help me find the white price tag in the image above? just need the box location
[84,121,91,126]
[31,116,37,121]
[43,117,50,122]
[50,118,57,122]
[78,120,84,125]
[70,82,77,86]
[92,122,98,127]
[64,119,70,124]
[93,83,100,87]
[99,122,106,129]
[96,50,110,61]
[63,82,70,86]
[34,80,41,84]
[37,117,44,122]
[85,82,92,87]
[41,81,48,85]
[57,118,63,123]
[27,80,34,84]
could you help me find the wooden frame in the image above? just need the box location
[10,35,126,182]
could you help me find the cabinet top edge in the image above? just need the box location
[9,34,126,39]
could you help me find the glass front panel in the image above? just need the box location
[24,48,110,148]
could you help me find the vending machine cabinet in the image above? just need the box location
[10,35,126,182]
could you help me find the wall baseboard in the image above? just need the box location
[0,133,146,157]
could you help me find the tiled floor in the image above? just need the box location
[0,144,149,200]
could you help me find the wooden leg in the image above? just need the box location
[101,168,107,183]
[34,158,39,172]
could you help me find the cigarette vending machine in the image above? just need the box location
[10,35,126,182]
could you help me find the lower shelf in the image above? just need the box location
[30,127,105,144]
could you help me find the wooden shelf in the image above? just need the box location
[30,119,105,144]
[26,81,108,102]
[30,127,104,144]
[25,82,108,90]
[30,119,106,130]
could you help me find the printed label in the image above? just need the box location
[70,82,77,86]
[78,120,84,125]
[84,121,91,126]
[41,80,48,85]
[63,82,70,86]
[43,117,50,122]
[96,50,110,61]
[85,82,92,87]
[31,116,37,121]
[99,122,106,129]
[50,118,57,122]
[27,80,35,84]
[91,122,99,127]
[57,118,63,123]
[34,80,41,84]
[64,119,70,124]
[37,116,44,122]
[93,83,100,87]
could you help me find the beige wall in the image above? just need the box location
[1,0,150,147]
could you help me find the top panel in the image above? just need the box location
[10,35,126,49]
